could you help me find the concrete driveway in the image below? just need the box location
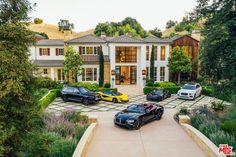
[85,109,207,157]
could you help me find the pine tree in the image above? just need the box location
[99,45,104,87]
[149,45,155,82]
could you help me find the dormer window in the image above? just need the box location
[39,48,50,56]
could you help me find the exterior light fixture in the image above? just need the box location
[111,70,116,75]
[142,70,146,75]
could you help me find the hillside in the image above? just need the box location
[162,27,188,38]
[28,23,94,40]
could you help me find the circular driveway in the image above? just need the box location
[45,94,229,113]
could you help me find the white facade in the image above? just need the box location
[30,35,170,88]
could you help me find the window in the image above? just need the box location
[146,46,149,61]
[160,67,165,81]
[43,69,48,75]
[86,47,93,54]
[146,67,149,79]
[82,68,97,81]
[39,48,50,56]
[161,46,166,61]
[57,69,65,81]
[116,47,137,63]
[154,46,158,60]
[56,48,64,56]
[154,67,157,81]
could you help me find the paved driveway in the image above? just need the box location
[85,110,207,157]
[45,94,227,114]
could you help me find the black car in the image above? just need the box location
[61,86,100,105]
[114,103,164,129]
[146,89,171,101]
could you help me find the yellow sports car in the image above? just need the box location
[97,91,129,103]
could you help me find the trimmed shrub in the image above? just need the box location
[73,82,99,92]
[159,81,177,88]
[154,82,160,87]
[34,18,43,24]
[50,139,77,157]
[202,86,214,96]
[146,81,154,87]
[74,125,89,141]
[36,77,63,90]
[143,86,156,94]
[103,82,111,88]
[33,88,49,100]
[99,88,118,92]
[38,90,57,109]
[209,130,236,149]
[51,89,62,97]
[221,120,236,137]
[162,86,181,94]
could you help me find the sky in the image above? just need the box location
[29,0,197,32]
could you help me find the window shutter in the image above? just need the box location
[56,48,58,56]
[97,46,100,55]
[48,48,50,56]
[39,48,42,56]
[79,46,82,54]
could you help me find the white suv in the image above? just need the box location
[177,83,202,100]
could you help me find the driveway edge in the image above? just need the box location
[181,123,226,157]
[72,116,98,157]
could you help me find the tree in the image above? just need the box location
[190,0,236,88]
[63,46,83,83]
[149,27,162,38]
[0,0,40,156]
[98,46,104,87]
[149,45,155,82]
[58,19,74,32]
[166,20,177,29]
[168,47,192,83]
[34,18,43,24]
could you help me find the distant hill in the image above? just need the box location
[162,27,188,38]
[27,23,94,40]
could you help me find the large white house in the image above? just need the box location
[30,34,172,88]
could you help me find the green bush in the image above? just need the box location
[38,90,57,109]
[63,111,88,124]
[33,88,49,100]
[36,77,63,89]
[51,89,62,97]
[202,86,214,96]
[34,18,43,24]
[74,125,89,141]
[221,120,236,137]
[198,120,220,137]
[143,86,156,94]
[154,82,160,87]
[191,115,205,129]
[50,139,77,157]
[103,82,111,88]
[159,81,177,88]
[146,81,154,87]
[73,82,99,92]
[162,86,181,94]
[211,101,225,111]
[209,130,236,149]
[99,88,118,92]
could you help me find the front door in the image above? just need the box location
[115,66,137,85]
[130,66,137,84]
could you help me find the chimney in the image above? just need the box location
[100,32,106,39]
[191,30,201,41]
[64,30,72,41]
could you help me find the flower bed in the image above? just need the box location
[20,111,89,157]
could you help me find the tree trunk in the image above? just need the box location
[75,71,78,82]
[178,72,181,84]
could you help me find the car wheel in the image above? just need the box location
[113,98,118,103]
[62,95,68,102]
[83,98,89,105]
[199,91,202,97]
[156,110,163,120]
[133,119,141,130]
[193,94,196,101]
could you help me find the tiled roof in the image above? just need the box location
[67,34,106,44]
[34,55,110,67]
[108,35,146,43]
[169,35,200,42]
[35,39,64,46]
[144,36,172,43]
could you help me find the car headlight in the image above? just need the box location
[126,119,135,123]
[189,93,194,96]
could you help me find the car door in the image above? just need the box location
[144,108,155,122]
[65,87,75,101]
[101,91,113,101]
[72,87,83,102]
[196,85,201,97]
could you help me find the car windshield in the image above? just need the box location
[127,105,145,113]
[79,87,90,94]
[112,91,122,96]
[154,90,163,95]
[182,85,196,90]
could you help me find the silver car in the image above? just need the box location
[177,83,202,100]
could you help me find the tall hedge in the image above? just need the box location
[150,45,155,82]
[99,45,104,87]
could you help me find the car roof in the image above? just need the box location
[130,103,154,109]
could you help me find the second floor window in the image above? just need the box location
[56,48,64,56]
[39,48,50,56]
[154,46,158,60]
[116,47,137,63]
[146,46,149,61]
[79,46,100,55]
[161,46,166,61]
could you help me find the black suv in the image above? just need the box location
[61,86,100,105]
